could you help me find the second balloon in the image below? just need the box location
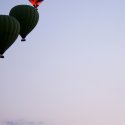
[9,5,39,41]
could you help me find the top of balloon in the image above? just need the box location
[29,0,44,9]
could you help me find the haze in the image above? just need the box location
[1,0,125,125]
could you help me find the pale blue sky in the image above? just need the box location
[1,0,125,125]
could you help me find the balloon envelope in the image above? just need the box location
[29,0,44,9]
[0,15,20,58]
[9,5,39,41]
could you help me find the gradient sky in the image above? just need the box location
[1,0,125,125]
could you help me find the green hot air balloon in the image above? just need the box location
[9,5,39,41]
[0,15,20,58]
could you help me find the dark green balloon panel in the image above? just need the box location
[0,15,20,55]
[9,5,39,40]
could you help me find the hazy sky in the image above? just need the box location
[1,0,125,125]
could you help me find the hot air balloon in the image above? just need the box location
[0,15,20,58]
[9,5,39,41]
[29,0,44,9]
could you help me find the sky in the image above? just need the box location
[1,0,125,125]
